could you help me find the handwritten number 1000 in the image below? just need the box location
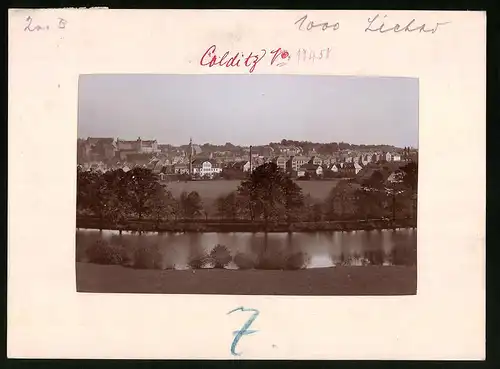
[295,14,340,32]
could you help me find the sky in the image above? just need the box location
[78,74,418,148]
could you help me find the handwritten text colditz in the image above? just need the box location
[200,45,290,73]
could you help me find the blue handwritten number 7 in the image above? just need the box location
[227,307,260,356]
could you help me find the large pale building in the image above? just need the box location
[116,137,160,154]
[191,158,222,178]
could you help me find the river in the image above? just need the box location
[76,228,417,269]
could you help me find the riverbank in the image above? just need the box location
[76,262,417,295]
[76,217,417,233]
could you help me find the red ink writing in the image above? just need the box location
[200,45,330,70]
[200,45,268,73]
[268,48,290,67]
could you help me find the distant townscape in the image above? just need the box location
[76,134,418,237]
[77,136,418,181]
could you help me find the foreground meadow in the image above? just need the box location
[76,262,417,295]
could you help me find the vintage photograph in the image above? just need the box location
[76,74,418,295]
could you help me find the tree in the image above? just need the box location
[324,180,358,220]
[364,170,384,189]
[237,162,305,228]
[124,167,160,220]
[236,180,255,221]
[400,162,417,189]
[77,168,96,214]
[102,168,131,224]
[180,191,203,219]
[150,184,177,228]
[303,194,323,222]
[77,169,126,228]
[385,171,406,221]
[400,161,418,218]
[356,170,387,219]
[355,186,385,220]
[282,178,305,224]
[216,191,239,220]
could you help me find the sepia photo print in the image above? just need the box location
[76,74,419,295]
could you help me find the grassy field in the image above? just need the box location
[76,262,417,295]
[165,179,341,202]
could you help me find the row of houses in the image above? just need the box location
[273,152,405,172]
[273,150,412,177]
[79,136,413,164]
[78,137,417,181]
[80,157,412,185]
[80,158,224,179]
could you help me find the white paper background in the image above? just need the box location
[8,9,485,359]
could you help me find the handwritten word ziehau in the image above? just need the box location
[200,45,290,73]
[365,14,450,34]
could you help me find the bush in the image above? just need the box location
[188,253,210,269]
[339,252,368,266]
[234,253,256,270]
[85,240,124,265]
[209,244,232,268]
[132,245,162,269]
[285,251,310,270]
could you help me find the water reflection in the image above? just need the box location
[76,229,417,269]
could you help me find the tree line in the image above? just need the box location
[77,167,204,227]
[174,139,405,157]
[77,161,417,229]
[271,139,401,155]
[215,162,418,226]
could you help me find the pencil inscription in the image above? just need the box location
[296,47,331,64]
[295,14,340,32]
[23,16,68,32]
[365,14,450,34]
